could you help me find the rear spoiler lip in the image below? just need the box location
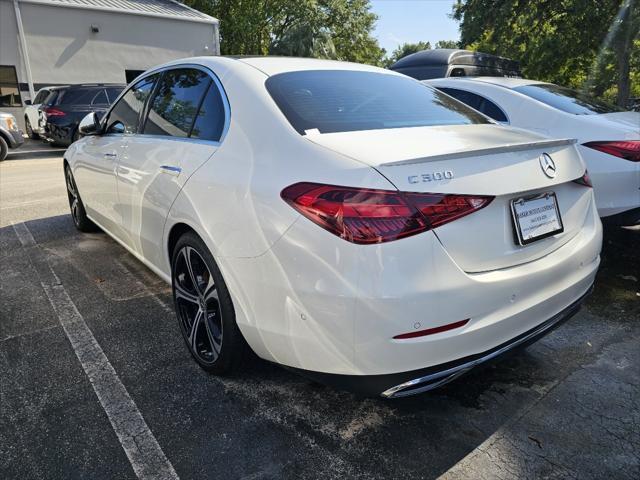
[379,138,578,167]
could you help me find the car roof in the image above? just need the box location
[429,76,548,89]
[232,56,390,76]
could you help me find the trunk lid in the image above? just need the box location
[306,124,590,272]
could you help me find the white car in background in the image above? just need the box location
[64,57,601,397]
[427,77,640,225]
[23,86,57,139]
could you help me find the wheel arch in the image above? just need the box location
[167,222,198,265]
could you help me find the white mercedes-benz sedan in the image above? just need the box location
[426,77,640,225]
[64,57,602,397]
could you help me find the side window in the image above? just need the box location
[438,87,508,123]
[105,87,124,104]
[143,68,211,137]
[91,89,108,106]
[106,75,157,134]
[190,81,226,141]
[34,90,49,104]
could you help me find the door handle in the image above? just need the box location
[159,165,182,176]
[104,152,117,158]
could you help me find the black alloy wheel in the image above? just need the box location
[172,232,246,373]
[64,164,97,232]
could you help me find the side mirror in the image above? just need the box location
[78,112,100,136]
[24,99,32,106]
[107,121,125,135]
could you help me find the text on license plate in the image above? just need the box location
[511,192,563,245]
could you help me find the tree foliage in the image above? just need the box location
[384,41,431,67]
[185,0,385,65]
[452,0,640,106]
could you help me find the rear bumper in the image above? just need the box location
[290,284,593,398]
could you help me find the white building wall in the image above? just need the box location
[0,0,219,127]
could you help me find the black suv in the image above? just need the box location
[40,84,124,146]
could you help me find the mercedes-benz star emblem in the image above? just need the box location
[539,153,557,179]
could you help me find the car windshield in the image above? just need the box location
[265,70,489,134]
[513,83,623,115]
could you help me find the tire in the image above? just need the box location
[0,136,7,161]
[25,116,39,139]
[64,164,98,232]
[171,232,246,374]
[72,129,80,143]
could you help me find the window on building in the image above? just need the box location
[143,69,211,138]
[190,82,226,141]
[106,75,158,134]
[438,87,508,123]
[0,66,22,107]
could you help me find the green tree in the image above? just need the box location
[434,40,459,49]
[452,0,640,106]
[384,41,431,67]
[185,0,385,65]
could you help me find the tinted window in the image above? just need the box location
[42,90,62,107]
[105,87,123,103]
[190,82,226,141]
[107,76,157,134]
[266,70,488,135]
[143,69,211,137]
[91,90,108,105]
[34,89,49,104]
[0,66,22,107]
[514,84,623,115]
[58,88,98,105]
[438,87,508,122]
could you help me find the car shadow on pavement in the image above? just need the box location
[2,214,638,479]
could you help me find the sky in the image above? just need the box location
[370,0,460,55]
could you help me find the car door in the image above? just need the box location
[116,66,227,269]
[73,77,156,238]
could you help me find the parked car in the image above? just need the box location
[64,57,601,397]
[0,112,25,161]
[23,86,58,139]
[39,84,124,147]
[389,49,522,80]
[426,77,640,226]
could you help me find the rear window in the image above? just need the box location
[513,84,623,115]
[57,88,99,105]
[265,70,489,135]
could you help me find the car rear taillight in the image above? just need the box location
[281,182,493,244]
[583,140,640,162]
[44,107,66,117]
[572,170,593,188]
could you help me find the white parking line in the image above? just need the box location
[12,222,179,480]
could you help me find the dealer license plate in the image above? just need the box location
[511,192,564,245]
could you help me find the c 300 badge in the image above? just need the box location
[408,171,454,184]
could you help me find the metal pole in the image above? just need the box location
[13,0,36,101]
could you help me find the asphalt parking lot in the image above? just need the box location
[1,141,639,479]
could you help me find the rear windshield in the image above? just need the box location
[57,88,100,105]
[265,70,489,134]
[513,83,623,115]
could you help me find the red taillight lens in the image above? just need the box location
[45,107,66,117]
[583,140,640,162]
[404,192,493,229]
[573,170,593,187]
[281,182,494,244]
